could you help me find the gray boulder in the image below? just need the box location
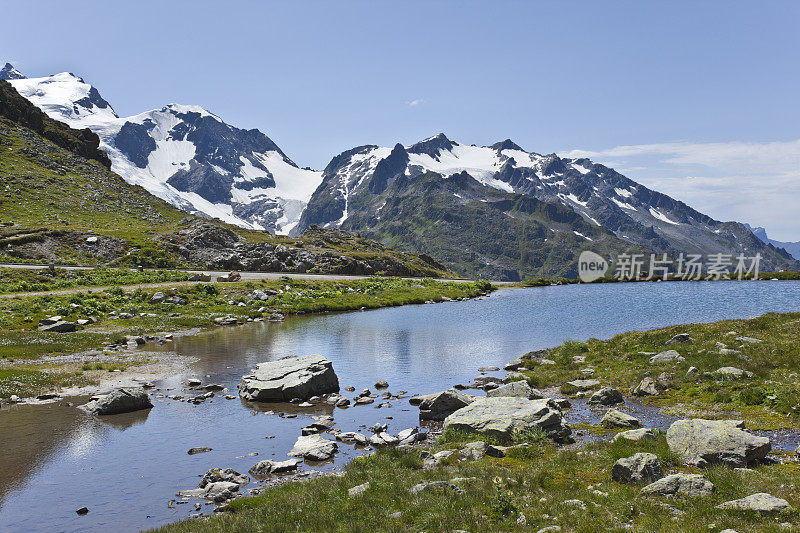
[81,388,153,415]
[369,432,400,447]
[587,387,623,405]
[249,458,300,478]
[348,482,370,497]
[712,367,753,379]
[601,409,641,428]
[633,377,659,396]
[238,355,339,402]
[413,389,476,421]
[665,333,692,345]
[486,381,545,400]
[503,357,525,371]
[611,452,663,483]
[288,434,338,461]
[641,473,714,497]
[561,379,600,395]
[200,468,249,488]
[716,493,791,512]
[666,419,770,467]
[649,350,685,364]
[443,397,571,441]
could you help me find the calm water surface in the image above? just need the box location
[2,281,800,532]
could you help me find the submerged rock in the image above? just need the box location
[81,388,153,415]
[238,355,339,402]
[443,397,571,441]
[666,419,770,468]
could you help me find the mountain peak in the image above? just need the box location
[489,139,524,152]
[0,63,26,80]
[407,133,454,158]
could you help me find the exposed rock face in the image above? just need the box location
[412,389,476,421]
[486,381,545,400]
[586,387,623,405]
[666,419,771,467]
[80,388,153,415]
[641,473,715,497]
[288,434,338,461]
[716,493,792,512]
[38,320,77,332]
[601,409,641,428]
[238,355,339,402]
[442,397,571,441]
[611,453,663,483]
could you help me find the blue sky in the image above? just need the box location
[4,1,800,239]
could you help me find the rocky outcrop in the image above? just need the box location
[641,473,714,497]
[238,355,339,402]
[611,453,663,483]
[649,350,685,364]
[666,419,771,467]
[80,388,153,415]
[442,397,571,441]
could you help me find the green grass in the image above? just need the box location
[0,277,493,398]
[520,311,800,430]
[0,267,190,294]
[152,431,800,532]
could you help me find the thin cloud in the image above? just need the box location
[559,139,800,241]
[406,98,424,107]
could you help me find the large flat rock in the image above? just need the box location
[238,355,339,402]
[443,397,571,441]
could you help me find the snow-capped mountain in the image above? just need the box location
[5,65,321,233]
[295,133,795,279]
[0,63,26,80]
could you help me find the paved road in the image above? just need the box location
[0,263,509,299]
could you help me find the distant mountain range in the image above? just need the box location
[4,62,797,280]
[294,134,796,278]
[745,224,800,260]
[1,63,321,234]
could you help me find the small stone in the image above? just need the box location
[374,381,389,389]
[76,507,89,515]
[348,482,370,497]
[665,333,692,345]
[187,447,213,455]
